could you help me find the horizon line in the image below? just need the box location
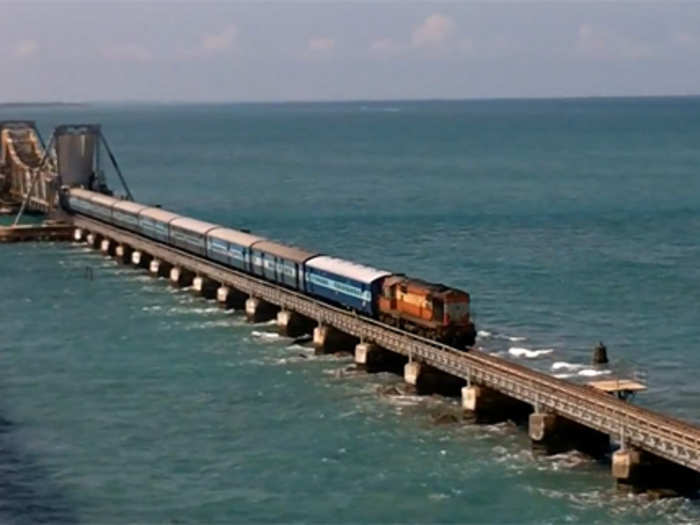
[3,93,700,107]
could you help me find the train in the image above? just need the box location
[65,187,477,349]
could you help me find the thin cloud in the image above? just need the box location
[305,37,335,58]
[670,31,700,52]
[14,40,39,59]
[575,23,654,60]
[411,13,455,48]
[370,14,460,58]
[201,25,237,53]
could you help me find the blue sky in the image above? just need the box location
[2,2,700,102]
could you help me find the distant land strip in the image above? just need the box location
[0,102,87,109]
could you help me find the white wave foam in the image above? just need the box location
[577,368,612,377]
[192,307,220,314]
[492,333,527,342]
[141,305,162,312]
[553,373,575,379]
[477,330,492,338]
[551,361,585,371]
[541,450,591,471]
[186,319,232,330]
[386,395,424,407]
[251,331,280,340]
[508,347,554,359]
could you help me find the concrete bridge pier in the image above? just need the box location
[85,232,99,248]
[355,343,406,373]
[131,250,152,268]
[73,228,84,242]
[403,361,422,389]
[216,286,247,309]
[612,448,644,491]
[276,310,314,337]
[114,244,132,265]
[461,385,530,423]
[612,447,700,495]
[245,296,279,323]
[529,412,609,456]
[312,324,358,354]
[99,237,114,255]
[170,266,194,287]
[403,361,465,396]
[355,342,381,370]
[149,258,172,278]
[192,275,218,298]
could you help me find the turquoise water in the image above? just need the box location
[1,98,700,523]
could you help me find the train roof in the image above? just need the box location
[251,240,318,264]
[170,216,219,234]
[384,275,469,297]
[207,227,265,248]
[112,199,150,215]
[305,255,392,284]
[67,187,95,199]
[384,275,448,292]
[139,207,182,223]
[69,187,120,207]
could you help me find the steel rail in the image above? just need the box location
[74,215,700,472]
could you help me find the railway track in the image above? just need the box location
[74,215,700,474]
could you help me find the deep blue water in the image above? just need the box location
[1,98,700,523]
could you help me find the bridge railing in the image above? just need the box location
[74,215,700,473]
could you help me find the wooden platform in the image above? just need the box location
[588,378,647,400]
[0,222,73,243]
[588,379,647,393]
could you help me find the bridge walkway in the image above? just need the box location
[73,215,700,476]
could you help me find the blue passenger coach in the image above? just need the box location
[250,240,318,290]
[66,188,98,216]
[304,256,392,316]
[87,192,119,222]
[169,217,218,257]
[112,200,149,233]
[67,188,119,222]
[138,208,181,243]
[206,228,266,273]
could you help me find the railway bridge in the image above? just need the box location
[0,121,56,213]
[73,214,700,493]
[2,119,700,494]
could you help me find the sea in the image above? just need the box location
[1,97,700,523]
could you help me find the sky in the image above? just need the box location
[1,1,700,102]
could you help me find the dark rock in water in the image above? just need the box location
[379,385,400,396]
[378,385,405,397]
[329,365,360,378]
[592,341,609,365]
[432,412,461,425]
[297,353,307,359]
[646,488,680,500]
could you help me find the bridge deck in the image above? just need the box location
[0,124,54,213]
[74,215,700,473]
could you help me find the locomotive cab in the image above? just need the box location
[378,276,476,348]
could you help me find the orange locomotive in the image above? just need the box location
[378,276,476,349]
